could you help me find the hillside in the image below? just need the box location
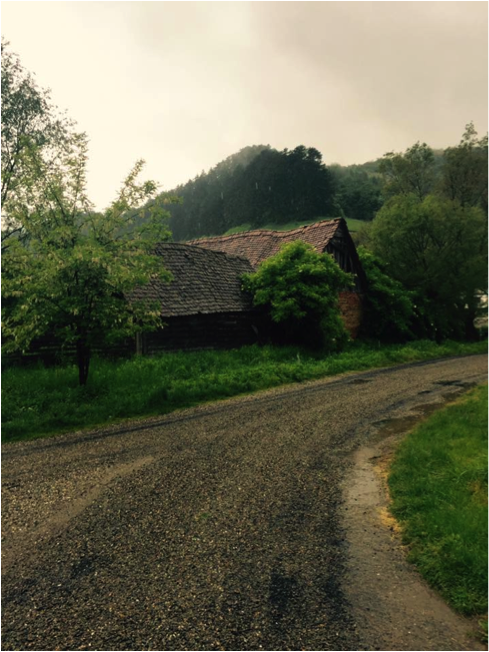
[162,142,473,242]
[167,145,341,241]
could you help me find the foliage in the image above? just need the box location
[368,194,488,340]
[243,241,352,349]
[165,123,487,241]
[1,45,176,385]
[2,131,173,385]
[3,340,486,442]
[167,145,338,240]
[439,121,488,212]
[330,164,383,221]
[378,141,436,200]
[1,39,73,247]
[357,247,415,342]
[389,384,488,616]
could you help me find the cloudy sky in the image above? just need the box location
[2,1,487,210]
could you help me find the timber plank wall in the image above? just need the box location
[140,312,260,355]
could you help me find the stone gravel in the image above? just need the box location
[2,354,487,651]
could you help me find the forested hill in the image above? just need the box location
[166,145,384,241]
[163,144,450,241]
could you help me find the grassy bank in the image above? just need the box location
[389,384,488,618]
[2,339,486,442]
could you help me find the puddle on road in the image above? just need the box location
[371,385,476,444]
[435,379,476,389]
[372,404,440,442]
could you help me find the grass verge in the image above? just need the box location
[388,384,488,618]
[2,339,486,443]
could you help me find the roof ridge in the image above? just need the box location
[187,218,342,243]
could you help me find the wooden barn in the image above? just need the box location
[131,243,261,354]
[189,218,367,338]
[4,221,367,364]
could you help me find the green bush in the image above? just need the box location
[243,241,352,350]
[369,194,487,340]
[357,246,415,342]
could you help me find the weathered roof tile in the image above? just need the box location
[188,219,343,267]
[131,243,255,317]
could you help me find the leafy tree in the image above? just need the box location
[2,131,173,385]
[242,241,352,350]
[331,165,383,221]
[379,142,436,200]
[357,247,414,342]
[368,194,487,340]
[1,39,72,247]
[439,122,488,212]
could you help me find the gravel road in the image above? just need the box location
[2,354,487,651]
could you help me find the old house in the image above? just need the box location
[189,218,367,338]
[5,221,366,364]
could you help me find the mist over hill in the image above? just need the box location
[165,145,386,240]
[163,140,480,241]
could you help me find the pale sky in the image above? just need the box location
[2,1,487,210]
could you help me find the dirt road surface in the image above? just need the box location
[2,355,487,651]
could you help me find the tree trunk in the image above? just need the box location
[76,339,91,386]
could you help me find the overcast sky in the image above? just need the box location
[2,1,487,210]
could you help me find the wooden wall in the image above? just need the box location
[3,297,363,367]
[140,311,261,355]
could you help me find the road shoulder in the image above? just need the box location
[342,389,485,652]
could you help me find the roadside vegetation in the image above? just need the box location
[389,384,488,619]
[3,339,486,442]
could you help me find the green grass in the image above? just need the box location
[2,340,486,443]
[223,223,254,235]
[389,384,488,616]
[222,217,368,236]
[343,217,369,233]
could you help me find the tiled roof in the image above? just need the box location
[188,219,343,268]
[131,243,255,317]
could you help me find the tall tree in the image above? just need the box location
[166,145,338,239]
[331,165,383,221]
[2,129,173,385]
[439,122,488,212]
[379,142,436,200]
[1,39,72,246]
[356,246,414,342]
